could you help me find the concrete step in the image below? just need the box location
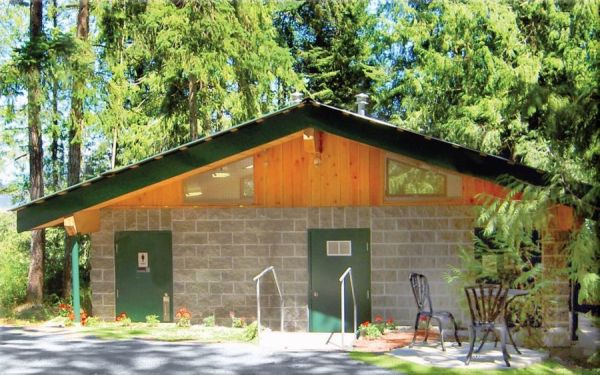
[258,331,357,351]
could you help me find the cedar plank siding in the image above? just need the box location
[111,133,541,212]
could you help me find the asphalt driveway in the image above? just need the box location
[0,326,395,374]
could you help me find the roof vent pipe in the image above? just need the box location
[290,91,303,105]
[356,93,368,116]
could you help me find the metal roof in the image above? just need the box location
[14,98,554,232]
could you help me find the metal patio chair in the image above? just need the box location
[408,273,461,351]
[464,284,511,367]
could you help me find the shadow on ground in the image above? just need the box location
[0,326,394,374]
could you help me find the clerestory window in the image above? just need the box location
[183,157,254,204]
[385,157,447,197]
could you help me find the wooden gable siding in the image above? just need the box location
[254,132,375,207]
[111,131,512,209]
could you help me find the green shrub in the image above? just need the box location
[243,321,258,341]
[146,314,160,327]
[0,213,30,314]
[119,317,132,327]
[86,316,102,327]
[358,321,384,339]
[175,308,192,328]
[202,314,215,327]
[231,315,245,328]
[13,304,54,322]
[363,325,383,338]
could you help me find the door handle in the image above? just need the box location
[163,293,170,322]
[313,290,319,297]
[367,290,370,300]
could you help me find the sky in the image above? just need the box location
[0,194,12,211]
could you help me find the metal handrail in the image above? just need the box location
[253,266,284,338]
[339,267,357,348]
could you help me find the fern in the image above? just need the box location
[448,175,599,337]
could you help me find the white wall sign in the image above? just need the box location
[138,252,148,268]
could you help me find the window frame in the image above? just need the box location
[182,156,255,206]
[384,155,448,199]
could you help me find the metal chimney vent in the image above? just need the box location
[291,91,303,105]
[355,93,368,116]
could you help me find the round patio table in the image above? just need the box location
[475,288,529,355]
[505,289,528,354]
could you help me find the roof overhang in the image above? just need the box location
[14,99,560,232]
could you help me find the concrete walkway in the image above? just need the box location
[574,313,600,357]
[258,331,357,351]
[390,341,548,370]
[0,326,394,375]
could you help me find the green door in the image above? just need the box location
[308,228,371,332]
[115,231,173,322]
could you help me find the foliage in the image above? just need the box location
[448,178,598,346]
[95,0,301,159]
[56,302,88,325]
[175,307,191,328]
[12,303,55,322]
[359,321,382,339]
[115,312,130,327]
[85,316,101,327]
[229,312,245,328]
[57,302,71,318]
[359,315,396,339]
[274,0,374,108]
[243,320,258,341]
[145,314,160,327]
[566,221,600,304]
[375,0,599,306]
[202,314,215,327]
[0,212,30,314]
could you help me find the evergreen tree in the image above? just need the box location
[373,0,599,303]
[63,0,90,301]
[24,0,45,306]
[274,0,374,108]
[95,0,301,161]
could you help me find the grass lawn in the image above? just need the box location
[350,352,600,375]
[0,317,44,326]
[78,322,251,343]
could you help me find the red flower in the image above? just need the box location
[175,307,191,320]
[361,321,370,327]
[116,312,128,321]
[419,315,428,321]
[375,315,384,323]
[387,317,394,324]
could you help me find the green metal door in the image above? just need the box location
[115,231,173,322]
[308,228,371,332]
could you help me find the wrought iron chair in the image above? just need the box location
[409,273,461,351]
[464,284,511,367]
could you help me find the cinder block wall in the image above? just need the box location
[370,206,475,327]
[90,206,476,330]
[541,230,571,346]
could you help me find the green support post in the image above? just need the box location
[71,237,81,324]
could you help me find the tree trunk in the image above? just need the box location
[188,75,198,140]
[50,79,60,190]
[50,0,59,190]
[67,0,89,187]
[63,0,89,300]
[25,0,45,306]
[111,127,118,169]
